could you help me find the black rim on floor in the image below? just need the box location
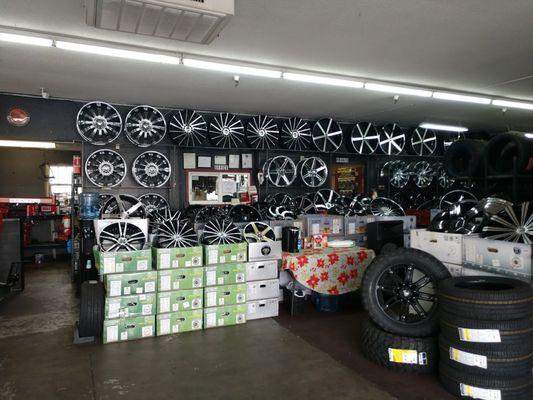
[132,151,171,188]
[208,113,245,148]
[280,118,311,150]
[125,105,166,147]
[168,109,207,147]
[76,101,122,145]
[246,115,279,149]
[375,264,437,324]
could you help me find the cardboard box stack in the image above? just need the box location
[94,247,157,344]
[153,246,205,336]
[203,243,248,329]
[246,241,282,320]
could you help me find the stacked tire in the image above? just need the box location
[438,276,533,399]
[360,248,451,374]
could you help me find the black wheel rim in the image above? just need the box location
[375,264,437,324]
[229,205,261,223]
[265,192,294,207]
[132,151,171,188]
[379,124,405,155]
[76,101,122,145]
[208,113,245,148]
[280,118,311,150]
[85,149,126,188]
[370,197,405,216]
[168,109,206,147]
[312,118,343,152]
[293,195,316,214]
[243,222,276,243]
[482,202,533,244]
[138,193,169,218]
[412,161,434,188]
[314,189,340,211]
[440,190,477,211]
[411,128,437,156]
[246,115,278,149]
[349,122,379,154]
[194,206,229,224]
[98,221,146,252]
[156,219,197,248]
[100,194,146,219]
[125,105,166,147]
[202,219,242,245]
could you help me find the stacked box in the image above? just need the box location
[155,246,206,336]
[410,229,465,276]
[344,215,416,246]
[203,244,248,329]
[95,247,157,344]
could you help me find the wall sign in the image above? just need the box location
[7,107,30,127]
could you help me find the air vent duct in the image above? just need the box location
[85,0,234,44]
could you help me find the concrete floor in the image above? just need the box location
[0,262,449,400]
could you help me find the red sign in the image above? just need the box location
[7,107,30,127]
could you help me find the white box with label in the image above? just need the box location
[246,298,279,320]
[247,279,279,301]
[246,260,278,282]
[248,241,282,261]
[410,229,464,264]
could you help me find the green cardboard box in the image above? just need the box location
[103,315,155,344]
[104,293,156,319]
[203,243,247,265]
[204,263,246,286]
[204,283,247,307]
[203,304,247,329]
[156,309,203,336]
[156,289,203,314]
[94,247,152,274]
[104,271,157,297]
[152,246,203,269]
[157,267,204,291]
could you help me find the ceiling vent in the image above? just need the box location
[85,0,234,44]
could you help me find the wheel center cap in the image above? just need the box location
[140,120,152,133]
[258,129,266,137]
[145,163,159,177]
[118,237,127,244]
[184,125,192,134]
[401,288,412,298]
[93,116,107,129]
[516,227,526,234]
[222,127,231,136]
[99,162,114,176]
[291,131,299,139]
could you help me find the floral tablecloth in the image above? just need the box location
[282,247,375,295]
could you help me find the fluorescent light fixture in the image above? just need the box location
[55,41,179,64]
[0,140,56,149]
[0,32,53,47]
[433,92,491,105]
[365,82,432,97]
[183,58,281,78]
[283,72,364,88]
[419,123,468,133]
[492,99,533,111]
[523,133,533,139]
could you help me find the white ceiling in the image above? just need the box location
[1,0,533,132]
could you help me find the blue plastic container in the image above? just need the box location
[79,192,100,220]
[312,292,340,312]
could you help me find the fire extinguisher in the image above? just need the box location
[58,215,71,242]
[73,155,81,175]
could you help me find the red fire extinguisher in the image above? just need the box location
[73,155,81,175]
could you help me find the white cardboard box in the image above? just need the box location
[247,279,279,301]
[246,298,279,320]
[443,262,463,277]
[248,241,282,262]
[410,229,465,264]
[246,260,278,282]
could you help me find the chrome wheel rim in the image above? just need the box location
[371,197,405,216]
[314,189,340,212]
[125,105,166,147]
[100,194,146,219]
[439,190,477,211]
[265,156,297,187]
[280,118,311,150]
[85,149,126,188]
[168,109,206,147]
[202,219,242,245]
[208,113,244,148]
[412,161,434,188]
[138,193,169,218]
[482,202,533,244]
[132,151,171,188]
[299,157,328,187]
[98,221,146,252]
[156,219,198,248]
[76,101,122,145]
[246,115,279,149]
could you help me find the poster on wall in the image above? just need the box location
[198,156,212,168]
[214,155,227,165]
[183,153,196,169]
[242,154,253,169]
[228,155,240,169]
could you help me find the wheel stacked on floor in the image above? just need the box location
[359,248,451,373]
[437,276,533,399]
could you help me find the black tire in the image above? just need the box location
[359,318,438,374]
[362,248,451,337]
[439,361,533,400]
[444,139,486,177]
[438,277,533,321]
[486,132,533,175]
[379,242,399,254]
[79,281,105,337]
[439,310,533,349]
[439,335,532,377]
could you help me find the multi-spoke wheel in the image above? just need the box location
[208,113,245,148]
[85,149,126,188]
[265,192,294,207]
[267,205,295,220]
[348,122,380,154]
[246,115,278,149]
[383,161,409,188]
[299,157,328,187]
[410,128,437,156]
[439,190,477,211]
[347,198,367,216]
[243,222,276,243]
[293,195,317,215]
[138,193,169,218]
[202,219,242,245]
[228,205,261,223]
[168,109,206,147]
[312,118,343,152]
[98,194,114,211]
[379,124,406,155]
[194,206,228,224]
[435,164,455,189]
[314,189,340,212]
[98,221,147,252]
[251,202,270,220]
[100,194,146,219]
[331,196,353,215]
[156,219,198,248]
[264,156,297,187]
[370,197,405,216]
[76,101,122,145]
[125,105,166,147]
[280,118,311,150]
[411,161,435,188]
[482,201,533,244]
[131,151,171,188]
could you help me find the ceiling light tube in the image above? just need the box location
[419,123,468,133]
[0,140,56,149]
[492,99,533,111]
[0,32,53,47]
[283,72,364,88]
[55,41,179,64]
[365,82,432,97]
[525,133,533,139]
[183,58,282,78]
[433,92,491,105]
